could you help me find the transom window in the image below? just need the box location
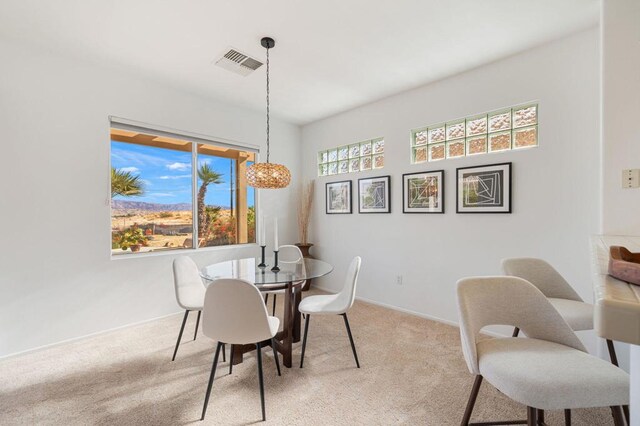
[410,103,538,163]
[318,138,384,176]
[110,122,256,256]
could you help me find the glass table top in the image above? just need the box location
[201,257,333,288]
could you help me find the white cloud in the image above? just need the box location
[159,174,191,180]
[148,192,173,197]
[119,166,139,173]
[167,162,191,171]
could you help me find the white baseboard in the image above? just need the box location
[0,310,184,361]
[311,283,504,338]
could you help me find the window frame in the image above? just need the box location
[410,102,539,164]
[317,137,385,177]
[108,116,261,259]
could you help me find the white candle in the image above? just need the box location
[274,217,278,250]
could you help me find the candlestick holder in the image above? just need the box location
[271,250,280,272]
[258,245,267,268]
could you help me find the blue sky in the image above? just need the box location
[111,141,254,207]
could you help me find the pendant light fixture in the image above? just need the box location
[246,37,291,189]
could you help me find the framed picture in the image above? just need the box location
[326,180,352,214]
[358,175,391,213]
[456,162,512,213]
[402,170,444,214]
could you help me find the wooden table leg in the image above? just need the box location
[282,281,294,368]
[293,286,302,343]
[231,282,301,369]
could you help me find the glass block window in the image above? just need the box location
[411,103,538,164]
[318,137,384,176]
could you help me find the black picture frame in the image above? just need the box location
[456,162,512,213]
[358,175,391,214]
[402,170,445,214]
[325,180,352,214]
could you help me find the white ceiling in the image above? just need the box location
[0,0,599,125]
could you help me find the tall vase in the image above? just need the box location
[295,243,314,291]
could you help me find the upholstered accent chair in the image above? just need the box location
[501,258,620,366]
[456,276,629,426]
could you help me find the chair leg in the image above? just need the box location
[611,406,625,426]
[229,344,234,375]
[172,310,189,361]
[607,339,619,367]
[622,405,629,425]
[200,341,222,421]
[512,327,520,337]
[264,294,268,304]
[564,409,571,426]
[222,343,226,363]
[271,338,281,376]
[256,343,266,422]
[527,406,538,426]
[460,375,483,426]
[342,313,360,368]
[300,314,310,368]
[193,310,201,341]
[538,409,544,424]
[272,294,277,316]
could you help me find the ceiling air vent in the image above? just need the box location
[215,48,263,76]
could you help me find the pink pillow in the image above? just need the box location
[608,246,640,286]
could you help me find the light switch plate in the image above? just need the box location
[622,169,640,188]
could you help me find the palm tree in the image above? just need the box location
[111,167,144,198]
[197,163,224,239]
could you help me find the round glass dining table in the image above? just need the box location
[200,257,333,289]
[200,257,333,368]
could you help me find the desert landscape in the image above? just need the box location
[111,200,252,255]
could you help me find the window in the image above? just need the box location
[110,123,256,256]
[410,103,538,164]
[318,138,384,176]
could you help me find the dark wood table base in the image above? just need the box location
[230,281,303,368]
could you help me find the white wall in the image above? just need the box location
[0,38,301,358]
[303,29,601,347]
[602,0,640,420]
[602,0,640,235]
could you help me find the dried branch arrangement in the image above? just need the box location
[297,180,315,244]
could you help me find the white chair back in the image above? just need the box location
[501,258,583,301]
[173,256,205,310]
[279,244,306,282]
[456,276,586,375]
[202,278,273,345]
[333,256,361,313]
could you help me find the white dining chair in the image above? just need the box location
[457,276,629,426]
[200,278,281,422]
[298,256,361,369]
[172,256,227,362]
[501,258,620,365]
[263,245,306,316]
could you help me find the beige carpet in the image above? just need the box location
[0,290,614,425]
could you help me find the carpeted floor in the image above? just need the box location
[0,290,614,425]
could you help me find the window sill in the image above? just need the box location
[110,243,259,261]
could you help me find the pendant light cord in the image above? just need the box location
[266,44,270,163]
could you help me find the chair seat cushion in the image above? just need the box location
[477,337,629,410]
[548,298,593,331]
[298,294,345,315]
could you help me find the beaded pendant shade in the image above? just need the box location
[246,37,291,189]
